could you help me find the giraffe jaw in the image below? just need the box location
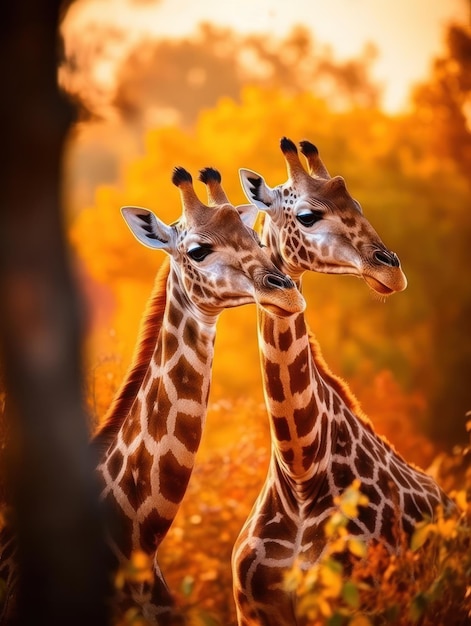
[363,274,398,296]
[304,263,396,296]
[364,275,394,295]
[260,302,300,318]
[257,291,306,318]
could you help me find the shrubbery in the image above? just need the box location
[135,404,470,626]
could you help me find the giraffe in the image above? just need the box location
[205,139,452,626]
[0,166,305,626]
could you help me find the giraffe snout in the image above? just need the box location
[363,246,407,294]
[373,248,400,268]
[255,270,305,316]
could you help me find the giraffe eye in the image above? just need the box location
[188,244,212,262]
[296,210,323,227]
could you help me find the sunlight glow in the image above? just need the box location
[62,0,466,112]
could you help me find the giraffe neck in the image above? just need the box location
[231,207,452,626]
[259,214,329,479]
[259,306,331,480]
[93,257,171,456]
[258,218,361,481]
[95,262,217,557]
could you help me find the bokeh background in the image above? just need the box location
[49,0,471,620]
[61,0,471,457]
[1,3,470,623]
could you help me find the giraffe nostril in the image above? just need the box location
[263,273,294,290]
[373,249,400,268]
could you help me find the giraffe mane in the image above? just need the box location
[307,329,372,427]
[91,257,171,456]
[308,329,428,472]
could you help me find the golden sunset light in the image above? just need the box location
[62,0,466,112]
[2,3,470,624]
[58,0,471,451]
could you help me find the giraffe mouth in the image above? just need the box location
[260,302,297,318]
[257,290,306,317]
[321,266,397,295]
[363,275,395,295]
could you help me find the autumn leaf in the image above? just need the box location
[319,560,343,599]
[451,489,468,513]
[185,608,220,626]
[284,562,304,593]
[325,511,347,537]
[335,480,369,519]
[115,550,154,590]
[411,522,435,551]
[348,538,367,559]
[436,517,458,539]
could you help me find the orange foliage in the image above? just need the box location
[69,87,466,516]
[67,82,470,625]
[351,369,436,468]
[71,86,438,452]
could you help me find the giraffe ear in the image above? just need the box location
[235,203,258,228]
[121,206,176,251]
[321,176,363,213]
[239,169,277,212]
[323,175,346,193]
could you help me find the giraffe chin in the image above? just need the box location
[256,285,306,317]
[258,301,303,318]
[363,274,395,296]
[260,303,294,317]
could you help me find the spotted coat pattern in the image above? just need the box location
[96,265,216,623]
[94,196,301,623]
[232,139,453,626]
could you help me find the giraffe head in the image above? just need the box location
[239,137,407,295]
[121,167,305,319]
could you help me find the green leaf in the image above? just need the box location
[410,593,428,622]
[325,557,344,575]
[342,580,360,609]
[327,613,346,626]
[181,574,194,597]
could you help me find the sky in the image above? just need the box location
[62,0,467,112]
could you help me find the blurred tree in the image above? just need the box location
[60,21,382,211]
[0,366,7,504]
[403,2,471,445]
[62,22,380,129]
[0,1,111,624]
[71,84,464,459]
[112,24,380,129]
[68,6,471,457]
[412,0,471,180]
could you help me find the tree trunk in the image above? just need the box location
[0,2,112,624]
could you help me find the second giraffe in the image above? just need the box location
[204,138,453,626]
